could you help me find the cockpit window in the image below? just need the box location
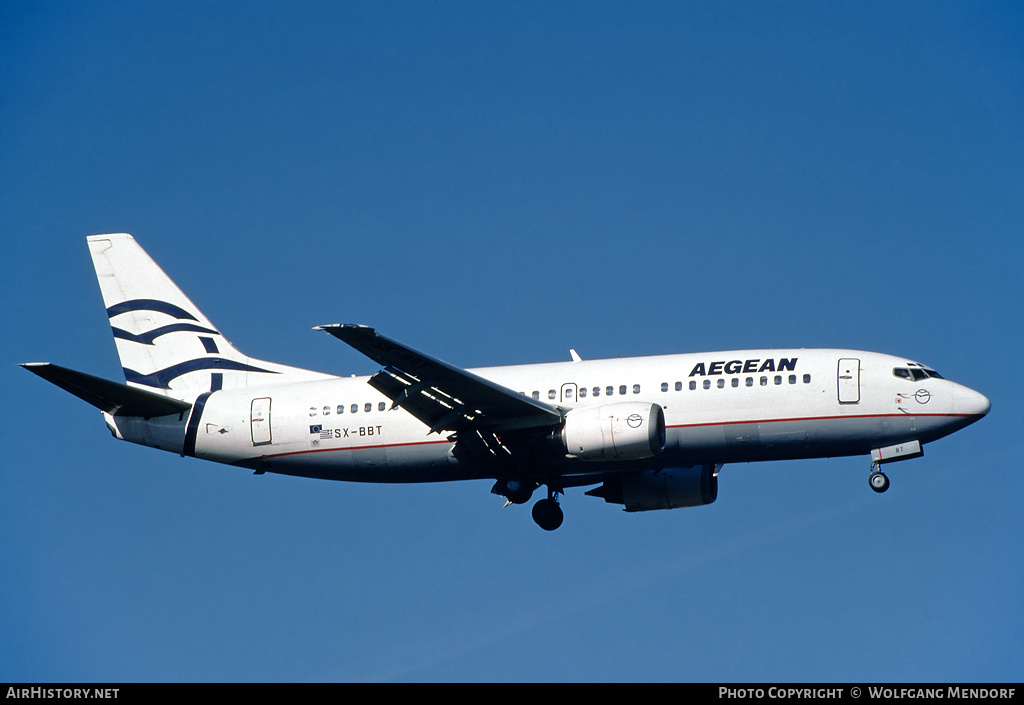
[893,366,943,382]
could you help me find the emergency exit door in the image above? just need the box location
[837,359,860,404]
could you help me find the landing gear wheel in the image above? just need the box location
[532,498,564,531]
[869,470,890,493]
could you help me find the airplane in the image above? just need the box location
[22,233,990,530]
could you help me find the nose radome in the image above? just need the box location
[955,387,991,417]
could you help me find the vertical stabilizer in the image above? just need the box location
[88,233,330,399]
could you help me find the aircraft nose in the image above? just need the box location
[955,386,990,418]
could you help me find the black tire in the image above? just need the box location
[532,498,564,531]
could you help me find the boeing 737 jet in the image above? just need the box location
[22,234,990,530]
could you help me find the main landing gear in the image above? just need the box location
[492,476,564,530]
[868,462,890,493]
[531,489,564,531]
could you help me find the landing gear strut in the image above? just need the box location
[869,463,890,493]
[532,487,564,531]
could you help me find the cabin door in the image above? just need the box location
[251,397,273,445]
[837,359,860,404]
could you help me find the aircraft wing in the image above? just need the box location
[314,324,563,435]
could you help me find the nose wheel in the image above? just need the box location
[869,464,890,493]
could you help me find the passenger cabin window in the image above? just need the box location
[680,372,811,392]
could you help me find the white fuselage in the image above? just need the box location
[107,348,989,484]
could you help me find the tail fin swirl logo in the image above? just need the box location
[108,297,277,389]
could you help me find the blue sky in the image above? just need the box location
[2,1,1022,682]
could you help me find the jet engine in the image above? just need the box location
[586,465,719,511]
[559,402,666,461]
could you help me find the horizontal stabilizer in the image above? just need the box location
[21,362,192,417]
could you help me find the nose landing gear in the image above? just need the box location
[868,462,890,493]
[867,441,922,493]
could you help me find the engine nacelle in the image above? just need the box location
[586,465,719,511]
[560,402,666,461]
